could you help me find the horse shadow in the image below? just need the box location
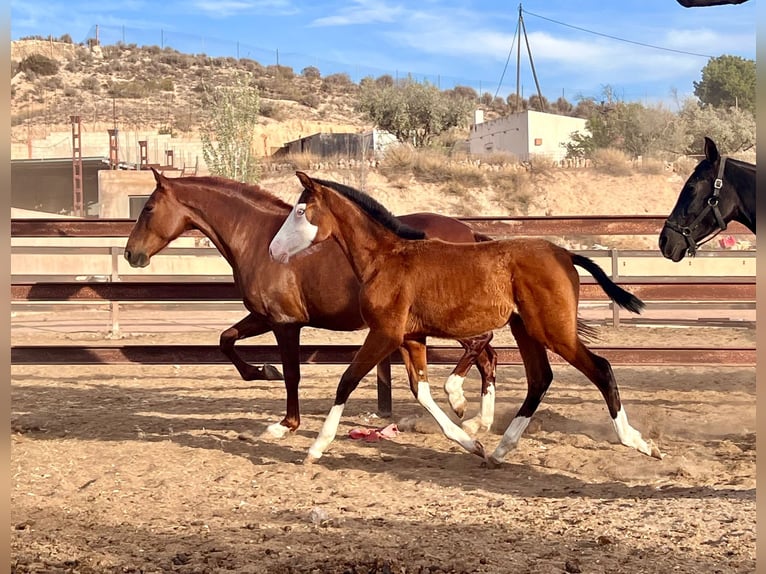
[11,372,754,503]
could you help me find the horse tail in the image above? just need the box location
[472,232,494,243]
[572,253,645,314]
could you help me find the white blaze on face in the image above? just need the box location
[269,202,318,263]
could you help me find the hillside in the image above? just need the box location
[11,37,697,243]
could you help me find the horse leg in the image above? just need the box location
[305,329,402,463]
[401,339,486,459]
[500,302,662,460]
[444,331,494,418]
[461,341,498,436]
[488,313,553,466]
[220,313,283,380]
[262,325,303,439]
[556,341,663,459]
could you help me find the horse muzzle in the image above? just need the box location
[124,249,151,268]
[658,227,689,262]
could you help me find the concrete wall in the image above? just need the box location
[98,169,184,218]
[469,110,587,162]
[526,111,587,162]
[469,113,528,158]
[12,129,206,170]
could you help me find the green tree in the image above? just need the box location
[356,77,474,147]
[676,97,755,154]
[693,55,755,113]
[199,74,261,183]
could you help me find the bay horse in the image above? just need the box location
[660,137,756,262]
[124,169,499,438]
[269,172,662,466]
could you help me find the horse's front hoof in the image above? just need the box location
[303,454,319,465]
[483,456,503,469]
[471,439,486,459]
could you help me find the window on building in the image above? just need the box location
[129,195,150,219]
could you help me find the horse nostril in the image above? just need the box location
[124,249,131,261]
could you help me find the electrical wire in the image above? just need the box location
[522,8,716,59]
[493,17,519,100]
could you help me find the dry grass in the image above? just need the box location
[592,148,633,176]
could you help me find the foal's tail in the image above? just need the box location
[572,254,645,314]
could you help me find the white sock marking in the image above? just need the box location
[462,383,496,435]
[490,415,531,463]
[611,406,659,457]
[444,373,467,414]
[417,381,478,452]
[307,403,345,460]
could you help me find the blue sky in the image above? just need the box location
[11,0,756,105]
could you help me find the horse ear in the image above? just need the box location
[295,171,319,194]
[151,166,165,185]
[704,137,720,165]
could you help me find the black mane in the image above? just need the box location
[313,178,426,240]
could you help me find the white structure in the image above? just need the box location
[469,109,588,162]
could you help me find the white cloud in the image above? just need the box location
[309,0,405,27]
[192,0,296,18]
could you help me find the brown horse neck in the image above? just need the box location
[322,188,402,282]
[172,178,290,267]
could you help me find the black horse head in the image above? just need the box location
[659,137,755,262]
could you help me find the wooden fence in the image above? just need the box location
[11,216,756,414]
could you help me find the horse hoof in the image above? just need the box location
[472,439,486,459]
[483,456,503,469]
[262,364,284,380]
[649,440,665,460]
[263,422,292,439]
[303,455,318,465]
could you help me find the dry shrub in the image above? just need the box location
[673,155,700,176]
[592,148,633,176]
[480,151,519,167]
[380,144,416,173]
[284,152,322,170]
[525,154,556,175]
[488,170,534,215]
[637,157,667,175]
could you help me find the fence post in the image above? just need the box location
[611,249,620,328]
[110,247,121,337]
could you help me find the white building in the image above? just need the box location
[469,109,588,162]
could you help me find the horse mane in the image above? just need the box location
[727,157,756,173]
[171,175,292,211]
[312,178,426,240]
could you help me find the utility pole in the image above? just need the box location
[514,4,545,112]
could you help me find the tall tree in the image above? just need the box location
[199,74,261,183]
[693,55,755,113]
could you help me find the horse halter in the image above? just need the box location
[664,156,728,256]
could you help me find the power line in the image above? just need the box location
[493,13,519,99]
[522,8,716,59]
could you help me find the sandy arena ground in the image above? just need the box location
[10,316,756,574]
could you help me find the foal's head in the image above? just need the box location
[124,168,190,268]
[269,171,424,263]
[659,137,738,261]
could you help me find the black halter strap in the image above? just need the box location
[664,156,728,256]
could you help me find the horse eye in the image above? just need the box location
[296,207,305,217]
[144,204,154,213]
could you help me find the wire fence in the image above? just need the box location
[84,23,536,100]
